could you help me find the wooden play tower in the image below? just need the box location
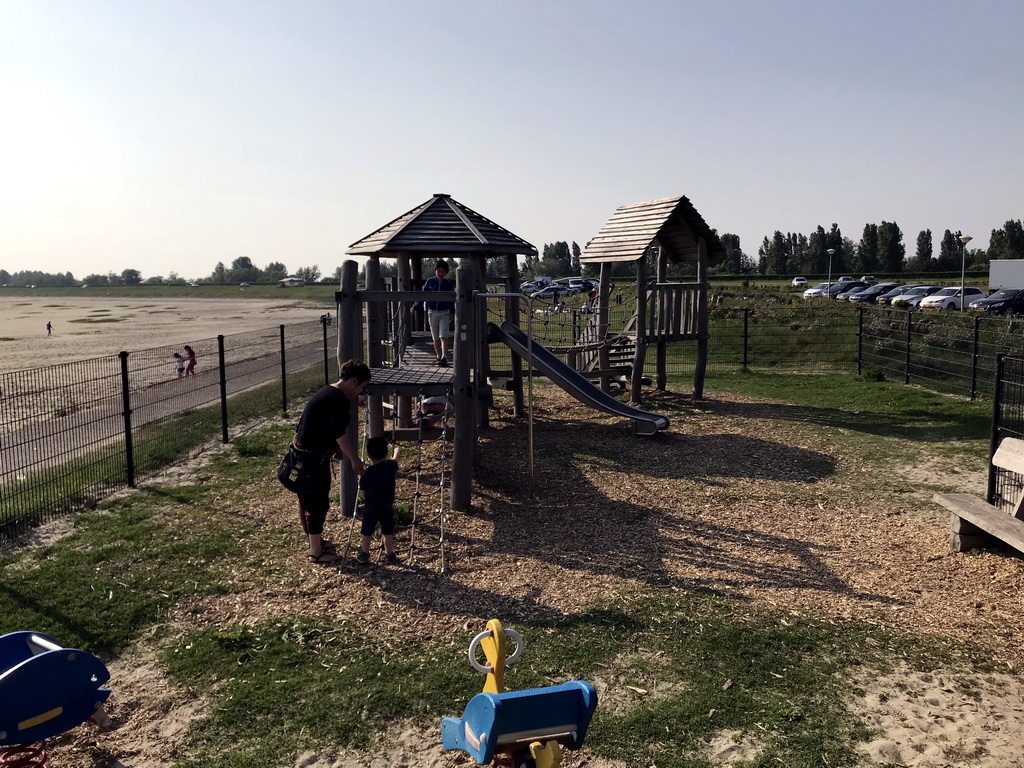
[337,193,537,514]
[580,195,725,403]
[333,192,723,517]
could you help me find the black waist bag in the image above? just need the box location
[277,444,330,494]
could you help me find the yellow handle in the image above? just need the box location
[480,618,506,693]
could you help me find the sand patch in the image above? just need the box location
[852,666,1024,766]
[0,295,327,373]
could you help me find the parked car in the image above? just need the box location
[919,286,986,310]
[792,276,808,287]
[530,286,564,300]
[803,282,831,299]
[860,275,879,286]
[885,285,942,307]
[969,288,1024,315]
[239,282,250,287]
[876,284,932,306]
[847,282,904,304]
[828,281,867,299]
[837,276,854,283]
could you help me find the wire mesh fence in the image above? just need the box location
[1,318,338,538]
[990,355,1024,515]
[6,292,1024,539]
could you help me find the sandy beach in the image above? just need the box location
[0,296,329,374]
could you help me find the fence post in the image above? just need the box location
[970,316,981,401]
[279,324,287,414]
[218,335,229,444]
[742,308,749,371]
[118,351,135,488]
[904,309,912,385]
[322,316,330,386]
[857,306,864,376]
[987,353,1005,504]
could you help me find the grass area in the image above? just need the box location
[0,373,1005,767]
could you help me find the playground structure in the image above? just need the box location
[442,619,598,768]
[0,631,111,766]
[336,193,723,517]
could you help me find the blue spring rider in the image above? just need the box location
[441,619,598,768]
[0,631,111,756]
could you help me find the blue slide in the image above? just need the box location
[489,321,669,436]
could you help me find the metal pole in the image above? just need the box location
[279,324,287,414]
[118,351,135,488]
[857,306,864,375]
[322,315,330,385]
[218,335,229,443]
[987,353,1005,504]
[742,308,749,371]
[904,309,912,385]
[970,316,981,401]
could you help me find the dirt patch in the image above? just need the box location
[47,639,207,768]
[851,666,1024,766]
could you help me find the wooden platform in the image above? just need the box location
[368,332,455,396]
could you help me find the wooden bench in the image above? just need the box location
[933,436,1024,553]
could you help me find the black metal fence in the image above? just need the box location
[6,298,1024,538]
[649,305,1024,398]
[1,319,337,537]
[989,355,1024,515]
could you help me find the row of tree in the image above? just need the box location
[5,220,1021,288]
[523,219,1024,281]
[0,259,334,288]
[755,219,1024,276]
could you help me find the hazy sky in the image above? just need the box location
[2,0,1021,280]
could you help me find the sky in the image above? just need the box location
[1,0,1022,281]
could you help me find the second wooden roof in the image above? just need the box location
[581,195,725,264]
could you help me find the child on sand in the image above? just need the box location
[173,352,185,378]
[356,436,400,565]
[183,345,197,375]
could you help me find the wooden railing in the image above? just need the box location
[645,283,703,341]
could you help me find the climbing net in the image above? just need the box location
[341,388,452,573]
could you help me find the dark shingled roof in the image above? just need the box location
[580,195,725,264]
[347,194,537,257]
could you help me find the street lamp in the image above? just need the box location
[826,248,835,299]
[959,235,973,311]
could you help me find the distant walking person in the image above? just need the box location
[46,321,52,336]
[173,352,185,378]
[183,345,197,376]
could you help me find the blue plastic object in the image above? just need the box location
[441,680,597,764]
[0,632,111,746]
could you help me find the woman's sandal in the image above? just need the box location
[309,551,341,564]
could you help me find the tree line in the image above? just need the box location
[754,219,1024,276]
[0,258,333,288]
[5,220,1021,288]
[521,219,1023,280]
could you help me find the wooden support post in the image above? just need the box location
[598,261,612,393]
[693,237,709,400]
[630,256,648,404]
[451,265,475,512]
[411,257,424,333]
[656,245,668,391]
[505,253,524,417]
[365,258,386,439]
[476,254,491,429]
[338,260,361,521]
[396,252,413,425]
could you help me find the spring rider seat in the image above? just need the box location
[0,631,111,765]
[441,619,597,768]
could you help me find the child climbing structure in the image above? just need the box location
[336,193,722,515]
